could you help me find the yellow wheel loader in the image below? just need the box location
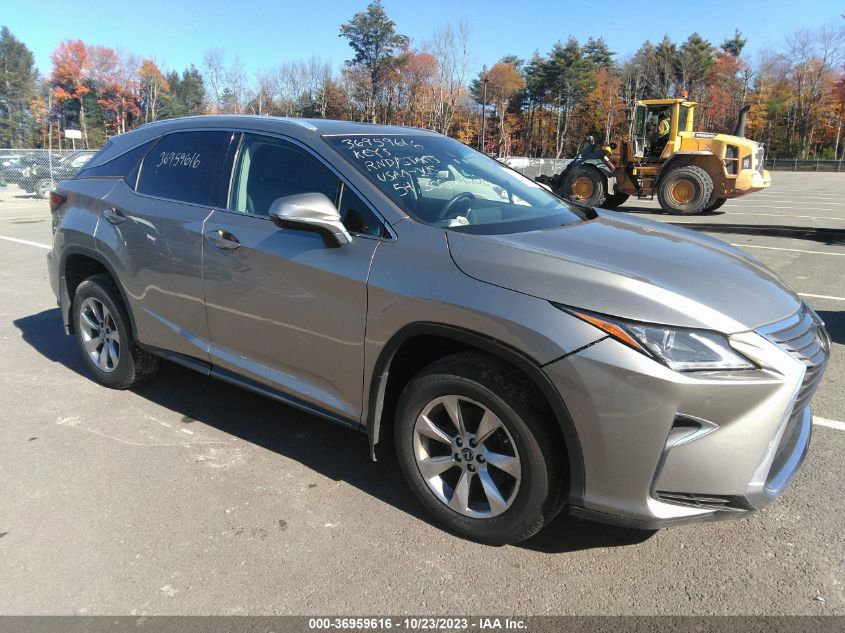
[551,98,771,214]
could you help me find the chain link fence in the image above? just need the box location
[764,158,845,172]
[0,149,96,199]
[1,148,842,203]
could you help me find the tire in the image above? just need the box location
[394,352,567,545]
[35,178,54,199]
[657,165,713,215]
[72,273,159,389]
[559,165,607,207]
[602,192,630,209]
[703,197,727,213]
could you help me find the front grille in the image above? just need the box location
[763,306,829,366]
[760,307,829,489]
[654,491,749,512]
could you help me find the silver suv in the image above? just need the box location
[47,116,830,544]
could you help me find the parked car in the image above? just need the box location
[47,116,830,544]
[19,151,94,198]
[0,153,31,187]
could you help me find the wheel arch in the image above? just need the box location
[366,322,585,506]
[60,246,138,339]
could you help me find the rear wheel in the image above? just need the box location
[72,274,159,389]
[603,192,630,209]
[703,197,727,212]
[35,178,54,199]
[657,165,713,215]
[394,352,566,544]
[559,165,607,207]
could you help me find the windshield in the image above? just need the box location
[324,134,588,234]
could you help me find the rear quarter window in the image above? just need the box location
[137,131,231,206]
[76,140,156,181]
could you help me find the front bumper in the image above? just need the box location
[545,307,828,529]
[735,168,771,192]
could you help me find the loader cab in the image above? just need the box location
[631,99,696,160]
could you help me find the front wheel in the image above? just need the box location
[394,352,567,544]
[657,165,713,215]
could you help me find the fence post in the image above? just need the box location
[794,158,798,171]
[816,159,819,172]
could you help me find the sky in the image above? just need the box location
[3,0,843,79]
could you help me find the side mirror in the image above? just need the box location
[269,193,351,248]
[435,170,450,180]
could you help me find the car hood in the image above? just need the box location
[447,210,801,333]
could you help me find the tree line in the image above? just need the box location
[0,4,843,160]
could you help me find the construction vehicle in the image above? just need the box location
[548,98,771,214]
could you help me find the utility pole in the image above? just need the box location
[480,66,489,153]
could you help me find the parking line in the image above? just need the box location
[726,205,845,212]
[725,212,845,222]
[0,235,50,249]
[735,200,844,206]
[732,244,845,257]
[798,292,845,302]
[814,417,845,432]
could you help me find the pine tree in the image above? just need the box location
[0,26,37,147]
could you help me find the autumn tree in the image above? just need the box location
[50,39,90,147]
[88,46,140,136]
[476,61,525,156]
[582,67,625,143]
[138,60,170,122]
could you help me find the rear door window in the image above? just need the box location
[137,131,231,206]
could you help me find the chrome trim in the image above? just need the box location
[669,414,719,447]
[756,307,804,337]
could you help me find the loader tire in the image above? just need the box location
[657,165,713,215]
[559,166,607,208]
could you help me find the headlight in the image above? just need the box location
[559,306,755,372]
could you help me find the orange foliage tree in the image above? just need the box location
[50,39,90,146]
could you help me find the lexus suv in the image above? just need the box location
[47,116,830,544]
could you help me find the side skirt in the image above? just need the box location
[139,345,364,434]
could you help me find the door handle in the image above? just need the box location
[206,229,241,250]
[102,207,126,224]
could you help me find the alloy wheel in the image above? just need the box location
[413,395,521,519]
[78,297,121,372]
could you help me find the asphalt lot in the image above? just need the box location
[0,173,843,616]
